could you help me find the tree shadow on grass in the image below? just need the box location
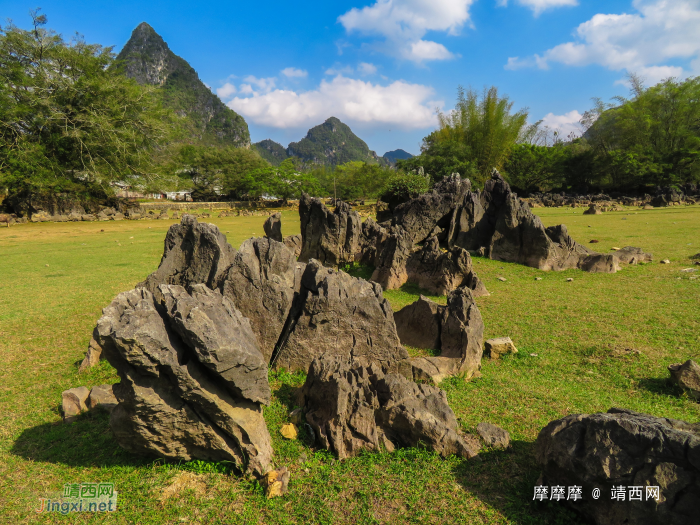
[451,440,585,525]
[10,408,147,469]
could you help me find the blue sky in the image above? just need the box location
[3,0,699,156]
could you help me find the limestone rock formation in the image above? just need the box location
[298,194,363,266]
[405,236,488,296]
[484,337,517,359]
[141,215,237,300]
[395,287,484,384]
[86,384,118,412]
[62,386,90,423]
[370,227,413,291]
[616,246,653,265]
[283,234,302,258]
[668,360,700,401]
[476,422,510,449]
[96,286,273,477]
[263,212,283,242]
[273,260,408,373]
[300,356,480,460]
[221,237,304,362]
[536,408,700,525]
[78,330,103,372]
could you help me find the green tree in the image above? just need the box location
[0,11,170,200]
[503,143,569,192]
[396,131,477,182]
[243,158,320,201]
[433,86,529,185]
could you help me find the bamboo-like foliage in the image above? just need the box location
[435,86,529,183]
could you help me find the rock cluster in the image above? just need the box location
[62,384,118,423]
[299,356,481,460]
[393,289,484,383]
[536,408,700,525]
[668,360,700,401]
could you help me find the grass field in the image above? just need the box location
[0,206,699,524]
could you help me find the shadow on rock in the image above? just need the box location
[451,440,585,525]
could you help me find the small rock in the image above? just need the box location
[45,264,49,267]
[680,268,697,273]
[62,386,90,423]
[484,337,517,359]
[86,384,118,412]
[566,278,574,282]
[535,277,542,281]
[289,408,303,425]
[661,259,671,264]
[280,423,298,440]
[611,247,621,251]
[668,360,700,401]
[589,240,599,244]
[262,467,290,498]
[497,277,506,282]
[530,353,538,357]
[476,422,510,449]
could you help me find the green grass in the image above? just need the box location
[0,206,699,524]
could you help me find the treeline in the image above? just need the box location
[399,77,700,194]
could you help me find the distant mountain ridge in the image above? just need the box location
[253,117,408,167]
[116,22,250,148]
[383,149,414,163]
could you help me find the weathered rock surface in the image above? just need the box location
[274,260,408,373]
[370,227,413,291]
[668,360,700,401]
[263,212,283,242]
[78,330,103,372]
[395,287,484,383]
[484,337,517,359]
[96,286,273,477]
[615,246,653,265]
[262,467,290,498]
[536,408,700,525]
[141,215,237,300]
[221,237,303,363]
[358,217,388,267]
[300,356,480,460]
[476,422,510,449]
[405,236,488,296]
[86,384,118,412]
[583,204,602,215]
[62,386,90,422]
[298,194,363,267]
[283,234,302,258]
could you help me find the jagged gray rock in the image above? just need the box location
[263,212,283,242]
[393,295,443,351]
[141,215,237,300]
[220,237,304,363]
[274,260,408,373]
[96,286,273,477]
[405,236,488,296]
[476,422,510,448]
[536,408,700,525]
[298,194,363,266]
[616,246,653,265]
[300,356,480,460]
[86,384,118,412]
[283,234,302,258]
[370,227,413,291]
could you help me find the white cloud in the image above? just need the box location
[358,62,378,75]
[281,67,308,78]
[243,76,277,93]
[325,65,355,75]
[227,75,441,129]
[540,110,584,138]
[499,0,578,16]
[506,0,700,82]
[338,0,475,62]
[216,82,237,100]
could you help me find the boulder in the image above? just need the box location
[579,253,621,273]
[536,408,700,525]
[283,234,302,258]
[396,287,484,383]
[476,422,510,449]
[298,194,363,267]
[62,386,90,423]
[370,227,413,290]
[300,356,480,460]
[393,296,442,350]
[86,384,118,412]
[668,360,700,401]
[96,286,273,477]
[484,337,517,359]
[140,215,237,302]
[221,237,303,363]
[358,217,388,267]
[263,212,283,242]
[273,260,408,373]
[616,246,653,265]
[583,204,602,215]
[404,236,488,296]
